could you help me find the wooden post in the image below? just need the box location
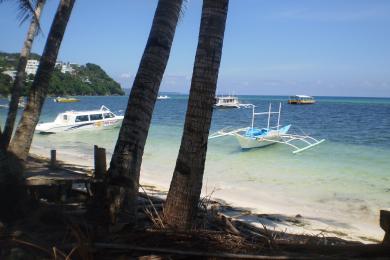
[94,145,107,178]
[88,145,109,225]
[380,210,390,244]
[50,149,57,169]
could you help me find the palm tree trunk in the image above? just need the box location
[8,0,75,161]
[107,0,183,225]
[0,0,46,149]
[163,0,229,230]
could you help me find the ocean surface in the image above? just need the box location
[1,95,390,241]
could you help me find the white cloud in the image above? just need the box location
[120,73,132,78]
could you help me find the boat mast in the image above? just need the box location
[277,102,281,131]
[251,105,255,130]
[267,103,271,129]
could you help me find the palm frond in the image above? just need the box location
[178,0,188,24]
[0,0,39,26]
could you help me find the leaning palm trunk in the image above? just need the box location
[0,0,46,149]
[163,0,229,230]
[107,0,183,224]
[8,0,75,161]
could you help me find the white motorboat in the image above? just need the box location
[209,103,325,153]
[214,95,251,108]
[0,97,25,109]
[157,95,170,100]
[35,105,124,134]
[214,95,240,108]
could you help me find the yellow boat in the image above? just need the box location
[53,97,80,103]
[288,95,315,104]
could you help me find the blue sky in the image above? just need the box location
[1,0,390,97]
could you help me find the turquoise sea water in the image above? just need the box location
[1,95,389,240]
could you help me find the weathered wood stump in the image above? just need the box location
[87,145,109,225]
[94,145,107,178]
[380,210,390,244]
[50,149,57,169]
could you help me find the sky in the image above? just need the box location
[1,0,390,97]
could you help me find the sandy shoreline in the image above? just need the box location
[30,146,384,243]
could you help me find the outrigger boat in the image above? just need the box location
[209,103,325,154]
[36,105,123,134]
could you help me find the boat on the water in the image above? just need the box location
[0,97,25,109]
[35,105,123,134]
[214,95,251,108]
[53,97,80,103]
[18,97,25,108]
[157,95,170,100]
[209,103,324,153]
[288,95,315,104]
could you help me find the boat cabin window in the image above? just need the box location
[103,113,115,119]
[63,115,68,121]
[75,115,89,122]
[90,114,103,121]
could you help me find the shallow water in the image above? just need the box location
[1,95,389,240]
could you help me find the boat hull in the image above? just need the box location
[234,125,291,149]
[214,104,240,109]
[234,134,282,149]
[288,100,315,104]
[36,117,123,133]
[54,97,80,103]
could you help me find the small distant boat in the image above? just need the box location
[18,98,25,108]
[214,95,251,108]
[36,105,123,134]
[157,95,170,100]
[288,95,315,105]
[0,97,25,109]
[209,103,324,154]
[53,97,80,103]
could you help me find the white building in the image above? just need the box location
[60,62,75,74]
[25,59,39,75]
[2,70,17,80]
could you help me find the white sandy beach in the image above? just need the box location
[30,145,385,243]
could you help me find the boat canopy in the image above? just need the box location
[290,95,314,99]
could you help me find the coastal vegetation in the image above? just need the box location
[0,0,389,258]
[0,52,124,97]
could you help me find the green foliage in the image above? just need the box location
[0,52,125,96]
[0,73,12,96]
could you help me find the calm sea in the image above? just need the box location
[1,95,389,241]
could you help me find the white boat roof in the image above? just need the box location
[62,105,112,115]
[293,95,313,98]
[217,95,238,99]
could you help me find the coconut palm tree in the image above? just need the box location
[0,0,46,149]
[107,0,183,224]
[163,0,229,230]
[0,0,74,221]
[8,0,76,161]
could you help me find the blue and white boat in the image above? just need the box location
[35,105,123,134]
[209,103,324,153]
